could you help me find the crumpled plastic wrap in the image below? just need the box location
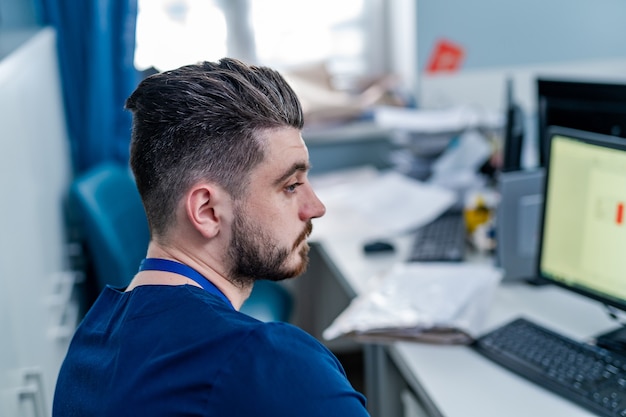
[323,263,502,344]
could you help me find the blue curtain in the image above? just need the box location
[35,0,139,173]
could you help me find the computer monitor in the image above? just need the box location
[538,126,626,350]
[537,78,626,167]
[501,78,525,172]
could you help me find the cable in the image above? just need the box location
[604,304,626,326]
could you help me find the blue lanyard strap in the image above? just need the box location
[138,258,234,310]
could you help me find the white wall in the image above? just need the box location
[419,58,626,113]
[0,27,77,415]
[414,0,626,113]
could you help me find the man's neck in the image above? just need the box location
[126,242,252,310]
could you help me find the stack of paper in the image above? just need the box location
[373,105,503,134]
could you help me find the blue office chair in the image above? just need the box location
[69,162,150,291]
[69,162,293,322]
[240,280,293,323]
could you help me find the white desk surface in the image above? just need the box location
[316,233,620,417]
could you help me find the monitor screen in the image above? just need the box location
[538,127,626,312]
[537,78,626,167]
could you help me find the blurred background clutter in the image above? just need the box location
[2,0,626,415]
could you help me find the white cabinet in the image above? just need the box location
[0,27,76,416]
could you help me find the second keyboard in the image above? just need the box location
[407,210,466,262]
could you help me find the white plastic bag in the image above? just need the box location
[323,263,502,344]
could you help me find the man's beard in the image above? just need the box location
[227,205,313,287]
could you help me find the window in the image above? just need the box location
[249,0,366,90]
[134,0,227,72]
[134,0,399,92]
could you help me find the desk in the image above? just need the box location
[312,233,619,417]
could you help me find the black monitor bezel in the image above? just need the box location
[536,126,626,313]
[537,78,626,167]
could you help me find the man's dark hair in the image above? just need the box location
[125,58,304,238]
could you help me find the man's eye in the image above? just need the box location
[285,182,302,193]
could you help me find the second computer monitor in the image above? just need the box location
[537,78,626,167]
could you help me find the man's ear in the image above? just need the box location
[185,183,223,239]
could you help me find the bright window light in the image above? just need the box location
[135,0,367,78]
[249,0,364,69]
[134,0,227,72]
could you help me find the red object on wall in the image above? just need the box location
[617,202,624,225]
[426,39,465,74]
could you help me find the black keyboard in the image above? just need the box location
[472,317,626,417]
[407,210,465,262]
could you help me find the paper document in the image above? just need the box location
[311,169,457,241]
[323,263,502,344]
[428,130,492,190]
[373,105,502,134]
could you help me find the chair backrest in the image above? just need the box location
[69,162,150,290]
[69,162,293,322]
[240,280,293,323]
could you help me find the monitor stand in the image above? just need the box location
[524,276,550,286]
[595,326,626,355]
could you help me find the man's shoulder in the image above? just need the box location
[216,321,369,416]
[243,321,340,365]
[248,321,321,345]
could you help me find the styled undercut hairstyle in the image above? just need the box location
[125,58,304,238]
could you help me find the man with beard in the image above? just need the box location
[52,58,370,416]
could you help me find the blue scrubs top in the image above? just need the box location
[52,285,369,416]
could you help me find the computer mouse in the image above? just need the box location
[362,240,395,254]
